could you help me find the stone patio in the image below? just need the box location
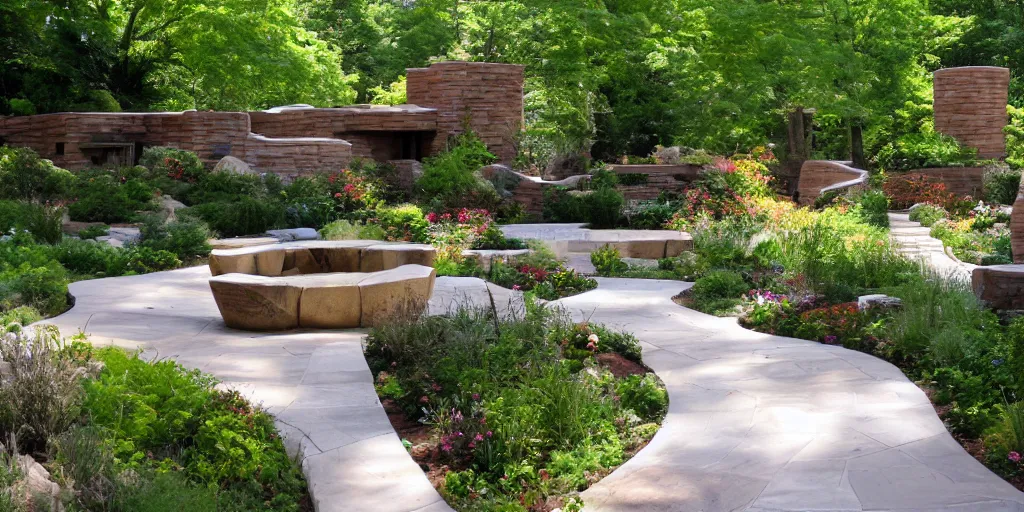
[41,268,1024,512]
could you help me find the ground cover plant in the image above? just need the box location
[0,326,310,511]
[365,301,666,511]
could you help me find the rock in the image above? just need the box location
[160,195,187,223]
[16,454,63,512]
[107,227,141,244]
[213,155,255,175]
[857,294,903,311]
[96,236,123,248]
[266,228,319,242]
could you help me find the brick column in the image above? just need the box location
[933,66,1010,159]
[406,61,525,163]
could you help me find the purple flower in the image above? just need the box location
[823,335,838,344]
[1009,451,1021,463]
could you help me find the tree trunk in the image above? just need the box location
[851,122,866,170]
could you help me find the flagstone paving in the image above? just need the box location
[42,268,1024,511]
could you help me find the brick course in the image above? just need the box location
[934,67,1010,159]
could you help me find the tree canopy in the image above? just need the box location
[2,0,1019,162]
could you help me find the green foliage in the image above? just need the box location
[416,132,499,209]
[139,147,207,183]
[853,190,890,228]
[185,198,285,238]
[591,245,627,275]
[78,224,110,240]
[364,305,659,508]
[983,163,1022,205]
[69,173,156,224]
[909,204,948,227]
[370,204,428,242]
[0,200,64,244]
[368,76,407,105]
[543,186,624,229]
[875,132,980,172]
[320,220,385,241]
[587,187,625,229]
[0,146,75,202]
[689,271,749,315]
[82,347,308,509]
[624,201,676,230]
[615,374,668,422]
[138,216,212,261]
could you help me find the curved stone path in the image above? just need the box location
[42,268,1024,511]
[888,212,975,282]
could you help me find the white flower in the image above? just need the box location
[587,334,599,344]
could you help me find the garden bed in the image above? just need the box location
[364,304,666,511]
[0,323,309,511]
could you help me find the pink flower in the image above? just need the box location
[468,441,476,449]
[1010,451,1021,463]
[474,433,484,442]
[426,212,438,223]
[586,341,597,351]
[419,396,429,404]
[334,192,342,198]
[512,285,521,291]
[441,443,452,452]
[486,431,493,437]
[431,383,442,392]
[472,393,480,401]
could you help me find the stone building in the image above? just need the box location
[0,61,524,177]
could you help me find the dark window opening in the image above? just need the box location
[55,142,65,156]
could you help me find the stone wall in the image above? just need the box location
[934,67,1010,159]
[796,160,868,205]
[481,164,703,219]
[407,61,525,163]
[0,111,355,176]
[904,167,986,199]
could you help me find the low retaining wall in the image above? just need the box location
[797,161,868,205]
[902,167,985,199]
[483,164,703,219]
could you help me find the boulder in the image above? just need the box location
[16,454,63,512]
[209,274,301,330]
[160,195,187,223]
[857,294,903,311]
[213,155,255,175]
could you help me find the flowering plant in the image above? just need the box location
[426,208,492,260]
[327,168,380,212]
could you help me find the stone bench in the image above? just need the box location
[207,241,437,330]
[499,224,693,259]
[209,240,436,277]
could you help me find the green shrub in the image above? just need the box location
[984,163,1022,205]
[0,200,64,244]
[615,374,668,422]
[69,173,155,223]
[690,270,749,314]
[591,245,627,275]
[49,238,125,277]
[0,146,75,202]
[875,131,980,172]
[588,187,624,229]
[908,204,948,227]
[0,260,69,316]
[139,147,207,183]
[138,216,212,261]
[625,201,676,229]
[183,171,275,206]
[0,326,84,454]
[416,131,499,208]
[78,224,110,240]
[370,204,428,242]
[123,246,181,273]
[185,198,285,238]
[854,189,890,228]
